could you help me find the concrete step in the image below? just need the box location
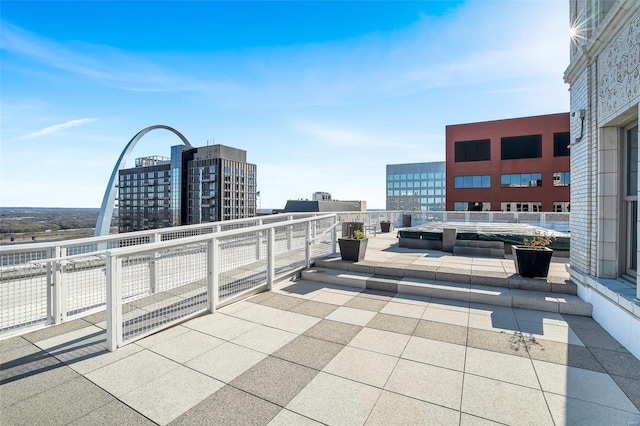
[314,257,577,296]
[301,268,592,317]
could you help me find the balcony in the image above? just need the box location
[1,213,639,424]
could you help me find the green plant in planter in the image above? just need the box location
[380,220,392,233]
[513,230,556,278]
[351,230,366,239]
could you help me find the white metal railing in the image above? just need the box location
[105,214,336,350]
[332,211,570,232]
[0,214,335,340]
[0,213,319,335]
[0,209,568,338]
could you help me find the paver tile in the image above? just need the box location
[422,307,469,326]
[85,350,180,398]
[231,304,288,324]
[532,359,639,412]
[120,366,224,425]
[265,311,320,334]
[1,344,79,408]
[289,300,339,318]
[2,376,115,426]
[466,328,529,358]
[309,290,355,306]
[259,294,306,311]
[385,358,463,410]
[231,325,297,354]
[148,330,225,363]
[343,296,388,312]
[518,320,584,346]
[348,327,410,357]
[67,400,155,426]
[465,347,539,389]
[401,336,466,371]
[390,293,431,306]
[325,306,377,326]
[303,319,362,345]
[272,335,344,370]
[459,413,503,425]
[185,313,259,341]
[461,374,553,425]
[611,375,640,411]
[170,385,281,426]
[267,409,323,425]
[589,347,640,380]
[135,325,191,348]
[525,338,606,372]
[286,372,381,426]
[413,319,468,345]
[323,346,397,388]
[380,301,426,318]
[231,356,318,407]
[365,390,459,425]
[544,392,640,426]
[186,342,267,383]
[366,313,419,335]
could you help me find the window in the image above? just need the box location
[554,132,570,157]
[501,135,542,159]
[454,175,491,188]
[455,139,491,162]
[553,202,570,212]
[500,201,542,212]
[501,173,542,187]
[553,172,570,186]
[454,202,491,211]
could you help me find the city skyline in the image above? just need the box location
[1,1,570,210]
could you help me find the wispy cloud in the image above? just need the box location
[22,118,97,139]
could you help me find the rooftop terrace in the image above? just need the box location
[2,232,639,425]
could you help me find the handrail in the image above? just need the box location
[106,214,336,257]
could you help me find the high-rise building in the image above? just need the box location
[386,162,446,211]
[117,144,256,232]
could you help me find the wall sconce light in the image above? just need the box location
[571,109,586,143]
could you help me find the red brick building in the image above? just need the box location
[445,113,570,212]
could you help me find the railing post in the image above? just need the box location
[52,246,67,324]
[256,219,263,260]
[287,215,293,251]
[305,221,312,269]
[267,228,275,290]
[47,246,60,324]
[332,216,338,253]
[149,233,159,294]
[106,251,123,352]
[207,238,219,313]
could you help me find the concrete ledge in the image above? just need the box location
[301,269,369,289]
[366,275,400,293]
[302,267,592,317]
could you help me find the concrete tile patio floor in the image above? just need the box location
[2,233,640,425]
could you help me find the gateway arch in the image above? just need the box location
[95,125,193,237]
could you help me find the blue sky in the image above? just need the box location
[1,0,570,210]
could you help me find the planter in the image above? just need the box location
[338,238,368,262]
[380,222,391,233]
[512,245,553,278]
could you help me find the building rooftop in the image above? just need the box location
[2,233,639,425]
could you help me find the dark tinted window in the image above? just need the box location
[501,135,542,160]
[454,139,490,162]
[554,132,570,157]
